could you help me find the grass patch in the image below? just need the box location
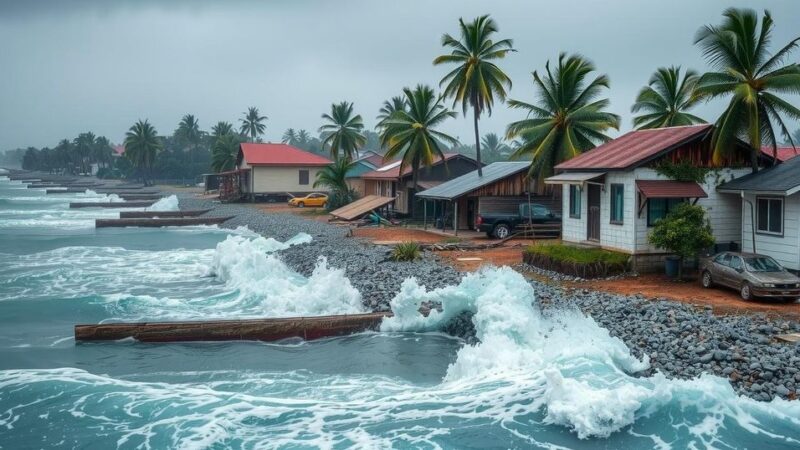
[523,243,629,278]
[391,242,421,261]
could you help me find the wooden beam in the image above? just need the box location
[70,201,155,208]
[119,209,211,219]
[95,216,233,228]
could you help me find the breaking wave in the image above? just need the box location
[146,194,180,211]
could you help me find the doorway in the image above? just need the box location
[587,184,601,241]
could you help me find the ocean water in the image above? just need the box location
[0,175,799,450]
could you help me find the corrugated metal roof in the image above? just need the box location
[636,180,707,199]
[544,172,606,184]
[240,143,332,166]
[556,124,713,171]
[415,162,530,200]
[360,153,463,180]
[718,157,800,195]
[760,146,800,162]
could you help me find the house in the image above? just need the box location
[415,161,559,232]
[760,146,800,162]
[231,143,332,201]
[718,155,800,271]
[345,151,386,196]
[359,153,480,216]
[544,124,766,272]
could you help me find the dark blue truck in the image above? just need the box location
[476,203,562,239]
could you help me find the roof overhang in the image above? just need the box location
[718,188,795,196]
[544,172,606,185]
[636,180,708,199]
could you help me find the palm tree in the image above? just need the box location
[124,120,162,186]
[211,121,234,140]
[314,157,355,193]
[695,8,800,171]
[319,101,366,161]
[434,14,514,176]
[481,132,510,163]
[176,114,201,162]
[282,128,298,145]
[376,96,408,130]
[93,136,113,169]
[211,133,242,173]
[73,132,96,175]
[793,128,800,146]
[239,107,268,142]
[379,84,458,213]
[506,53,621,179]
[632,66,706,129]
[55,139,73,174]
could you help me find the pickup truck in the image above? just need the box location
[476,203,562,239]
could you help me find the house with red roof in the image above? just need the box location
[232,143,332,201]
[545,124,772,272]
[760,146,800,162]
[359,153,480,216]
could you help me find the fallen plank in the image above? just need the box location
[775,333,800,343]
[95,216,234,227]
[70,201,155,208]
[75,312,390,342]
[119,209,211,219]
[329,195,395,221]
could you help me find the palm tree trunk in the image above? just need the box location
[473,102,483,177]
[410,160,420,216]
[750,145,759,174]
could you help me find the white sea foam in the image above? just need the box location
[146,195,179,211]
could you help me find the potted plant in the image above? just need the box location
[648,203,714,280]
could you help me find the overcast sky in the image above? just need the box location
[1,0,798,150]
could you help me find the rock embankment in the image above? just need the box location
[178,196,800,401]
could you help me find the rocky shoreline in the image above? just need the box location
[178,196,800,402]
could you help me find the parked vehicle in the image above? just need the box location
[288,193,328,208]
[476,203,561,239]
[699,252,800,301]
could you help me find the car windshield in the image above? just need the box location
[744,257,783,272]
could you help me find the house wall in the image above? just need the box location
[741,192,800,270]
[346,178,366,196]
[561,184,588,246]
[249,165,327,194]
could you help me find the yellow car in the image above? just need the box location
[288,193,328,208]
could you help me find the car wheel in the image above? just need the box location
[740,282,752,301]
[493,224,511,239]
[701,270,713,288]
[297,202,305,208]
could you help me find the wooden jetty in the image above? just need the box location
[70,201,155,208]
[95,216,233,227]
[119,209,211,219]
[75,312,390,343]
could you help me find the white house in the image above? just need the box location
[545,124,762,272]
[232,143,332,201]
[718,155,800,271]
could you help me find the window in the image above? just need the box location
[299,170,309,185]
[730,256,743,271]
[569,185,581,218]
[610,184,624,224]
[647,198,685,226]
[756,197,783,235]
[714,253,730,266]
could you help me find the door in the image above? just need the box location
[467,198,476,229]
[587,184,601,241]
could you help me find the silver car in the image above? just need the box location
[700,252,800,301]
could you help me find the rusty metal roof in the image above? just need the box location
[556,124,713,171]
[635,180,708,199]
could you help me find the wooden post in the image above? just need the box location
[454,200,458,236]
[423,199,427,230]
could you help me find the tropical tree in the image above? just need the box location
[73,132,96,175]
[793,128,800,146]
[93,136,113,169]
[55,139,74,174]
[434,14,514,176]
[379,84,458,213]
[297,129,311,146]
[481,132,510,163]
[282,128,298,145]
[694,8,800,171]
[176,114,201,163]
[319,101,366,161]
[632,66,706,129]
[239,107,268,142]
[211,133,242,173]
[314,157,356,193]
[376,96,408,130]
[124,120,162,186]
[506,53,621,178]
[211,121,234,140]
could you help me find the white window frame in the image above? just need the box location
[756,196,784,236]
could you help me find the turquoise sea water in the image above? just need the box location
[1,174,799,449]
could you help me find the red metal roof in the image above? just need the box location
[360,153,464,179]
[635,180,708,199]
[760,146,800,162]
[556,124,713,171]
[240,143,332,166]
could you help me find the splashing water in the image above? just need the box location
[146,194,180,211]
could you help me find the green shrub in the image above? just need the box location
[391,242,421,261]
[648,203,714,279]
[326,188,359,211]
[525,243,629,265]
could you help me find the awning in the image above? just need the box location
[544,172,605,185]
[635,180,707,199]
